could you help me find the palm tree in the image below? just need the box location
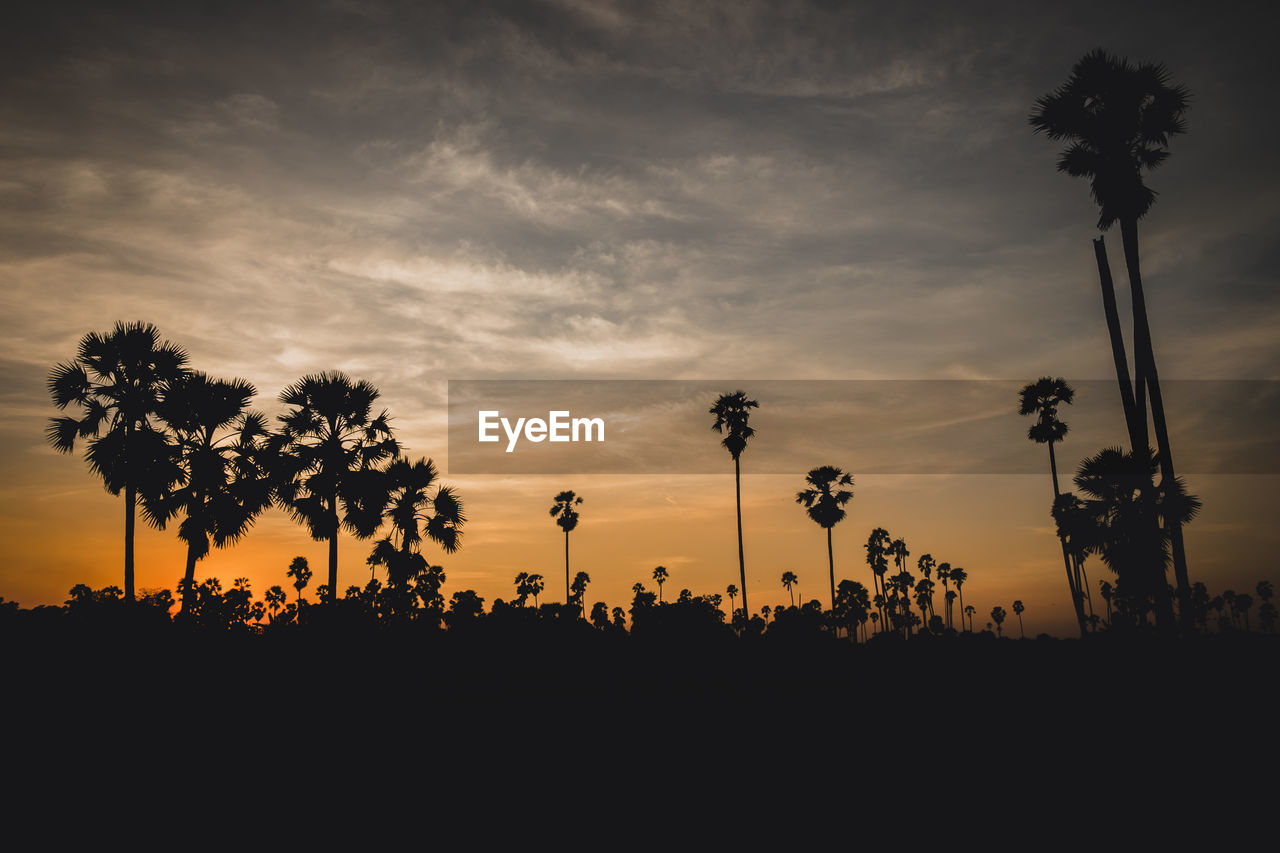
[795,465,854,610]
[1019,377,1087,637]
[271,372,399,605]
[991,606,1007,637]
[147,372,274,615]
[726,583,739,620]
[366,457,464,617]
[963,604,975,633]
[864,528,891,629]
[264,584,286,623]
[710,391,758,620]
[1030,49,1195,629]
[287,556,312,604]
[950,567,969,631]
[550,491,584,604]
[781,571,798,607]
[1012,600,1025,638]
[570,571,591,616]
[1074,448,1199,626]
[651,565,669,603]
[937,562,953,628]
[47,321,189,601]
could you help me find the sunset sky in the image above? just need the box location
[2,0,1277,636]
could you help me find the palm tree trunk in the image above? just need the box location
[827,527,835,613]
[1018,613,1024,639]
[181,542,199,613]
[1119,218,1187,632]
[124,482,136,603]
[565,531,570,605]
[327,495,339,606]
[1050,440,1088,638]
[1094,237,1145,454]
[735,455,747,621]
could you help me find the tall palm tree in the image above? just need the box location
[47,322,189,602]
[1030,49,1194,629]
[781,570,798,607]
[726,583,738,620]
[950,567,968,631]
[366,456,464,618]
[710,391,758,620]
[550,491,584,604]
[271,372,399,605]
[937,562,952,629]
[147,372,274,615]
[1012,600,1025,639]
[796,465,854,610]
[652,565,669,603]
[864,528,891,629]
[1019,377,1088,637]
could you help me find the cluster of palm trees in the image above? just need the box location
[48,323,464,616]
[1027,49,1202,635]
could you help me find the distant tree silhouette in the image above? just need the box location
[286,556,312,605]
[781,571,798,607]
[589,601,610,629]
[834,579,871,642]
[710,391,758,621]
[271,372,398,604]
[148,372,273,615]
[47,322,189,601]
[1020,377,1088,637]
[264,584,286,623]
[1012,600,1025,638]
[864,528,891,631]
[964,604,976,633]
[917,554,937,622]
[951,567,969,632]
[1030,49,1195,629]
[652,566,669,603]
[991,606,1007,637]
[514,572,545,607]
[726,583,739,621]
[570,571,591,616]
[937,562,953,629]
[549,491,583,604]
[795,465,854,610]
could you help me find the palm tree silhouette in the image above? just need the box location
[937,562,953,629]
[570,571,591,616]
[1019,377,1087,637]
[991,606,1007,637]
[1012,600,1025,638]
[950,567,968,631]
[366,457,464,617]
[47,322,189,602]
[1074,448,1199,625]
[726,583,738,620]
[271,372,399,605]
[864,528,891,630]
[963,604,975,633]
[287,556,312,605]
[148,372,273,615]
[710,391,758,620]
[652,565,669,603]
[550,491,584,604]
[781,571,798,607]
[795,465,853,610]
[1030,49,1195,629]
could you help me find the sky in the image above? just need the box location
[2,0,1277,635]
